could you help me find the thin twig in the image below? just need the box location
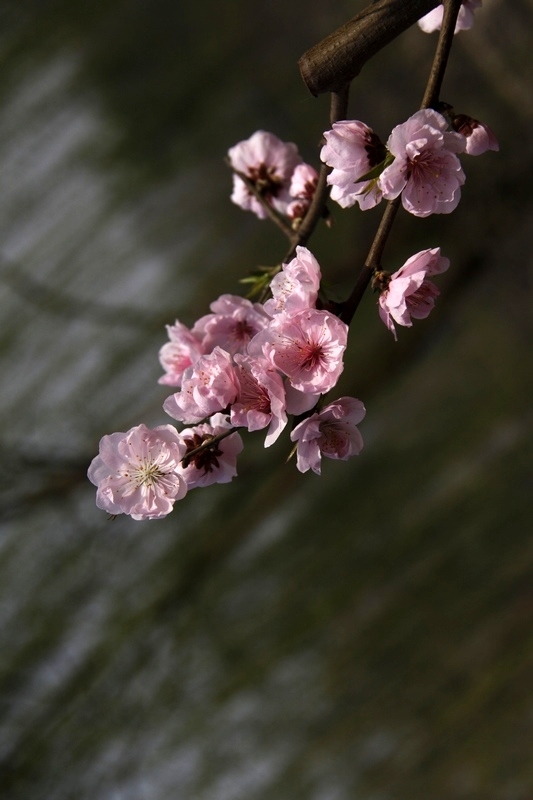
[421,0,463,108]
[227,163,294,239]
[285,85,351,260]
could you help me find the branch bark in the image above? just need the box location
[299,0,441,96]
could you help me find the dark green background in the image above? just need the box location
[1,1,532,798]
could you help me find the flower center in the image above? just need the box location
[240,378,271,414]
[298,341,325,371]
[132,461,165,488]
[232,319,257,344]
[410,149,438,178]
[248,162,282,200]
[408,282,436,309]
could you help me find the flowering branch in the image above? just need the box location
[88,1,498,520]
[339,0,463,325]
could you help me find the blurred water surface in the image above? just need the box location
[1,1,533,798]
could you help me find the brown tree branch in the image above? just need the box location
[299,0,442,96]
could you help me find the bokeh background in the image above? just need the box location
[1,1,532,798]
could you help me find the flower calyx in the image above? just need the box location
[371,269,391,294]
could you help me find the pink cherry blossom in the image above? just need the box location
[377,247,450,339]
[248,308,348,394]
[418,1,482,33]
[88,424,188,520]
[289,163,319,199]
[228,130,302,219]
[230,354,287,447]
[321,120,386,209]
[177,414,243,489]
[192,294,271,356]
[286,163,319,221]
[163,346,239,424]
[263,245,321,318]
[158,321,205,387]
[290,397,366,475]
[452,114,499,155]
[379,109,466,217]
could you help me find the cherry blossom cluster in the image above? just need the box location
[89,247,367,520]
[89,2,498,521]
[321,107,498,216]
[160,245,364,460]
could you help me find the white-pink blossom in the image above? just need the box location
[452,114,499,155]
[177,414,243,489]
[379,109,466,217]
[228,130,302,219]
[263,245,321,318]
[418,1,482,33]
[163,346,239,424]
[321,120,386,209]
[248,308,348,394]
[192,294,271,356]
[377,247,450,339]
[158,321,205,387]
[88,424,188,520]
[290,397,366,475]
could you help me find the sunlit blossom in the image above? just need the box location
[379,109,466,217]
[230,354,288,446]
[290,397,365,475]
[192,294,270,357]
[321,119,386,209]
[249,308,348,394]
[377,247,450,339]
[163,346,239,424]
[264,245,321,318]
[88,424,188,520]
[158,321,205,387]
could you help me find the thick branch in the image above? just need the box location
[299,0,441,96]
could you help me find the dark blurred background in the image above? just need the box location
[1,1,532,798]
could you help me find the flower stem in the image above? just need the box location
[284,85,351,262]
[227,163,294,239]
[180,426,239,468]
